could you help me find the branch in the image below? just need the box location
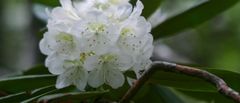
[120,61,240,103]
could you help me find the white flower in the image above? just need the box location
[72,11,120,55]
[117,0,153,77]
[39,0,154,90]
[47,0,80,28]
[56,60,88,91]
[84,48,133,88]
[39,29,80,59]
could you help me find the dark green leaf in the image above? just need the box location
[133,85,184,103]
[21,86,76,103]
[0,75,56,93]
[133,85,165,103]
[23,65,50,75]
[21,90,58,103]
[152,0,239,38]
[102,82,130,101]
[148,69,240,92]
[177,90,234,103]
[33,0,60,7]
[0,92,28,102]
[151,85,185,103]
[0,85,55,102]
[37,90,109,103]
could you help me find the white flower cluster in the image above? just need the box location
[40,0,153,90]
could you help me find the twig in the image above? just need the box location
[120,61,240,103]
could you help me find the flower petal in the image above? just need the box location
[114,51,133,71]
[84,56,99,71]
[105,68,125,89]
[73,69,88,91]
[60,0,73,10]
[56,68,74,89]
[39,38,50,55]
[45,54,66,75]
[130,0,143,18]
[88,69,104,88]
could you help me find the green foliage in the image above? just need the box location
[1,66,240,102]
[38,90,109,103]
[148,69,240,92]
[141,0,162,18]
[23,65,50,75]
[177,90,235,103]
[20,86,76,103]
[152,0,240,39]
[33,0,60,7]
[0,92,30,102]
[133,85,185,103]
[0,85,55,102]
[0,75,56,93]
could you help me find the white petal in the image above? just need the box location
[136,17,151,34]
[56,64,88,91]
[50,7,68,20]
[84,56,99,71]
[39,38,50,55]
[45,54,65,75]
[140,34,154,59]
[56,68,74,89]
[60,0,73,10]
[130,0,143,18]
[116,4,132,20]
[88,69,104,88]
[105,68,125,89]
[115,51,133,71]
[84,36,111,55]
[73,69,88,91]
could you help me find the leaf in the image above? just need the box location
[0,92,29,102]
[33,0,60,7]
[103,82,130,101]
[37,90,109,103]
[131,0,162,18]
[151,85,185,103]
[23,65,50,75]
[152,0,240,38]
[0,75,56,93]
[0,85,55,102]
[20,86,76,103]
[148,69,240,92]
[21,90,58,103]
[176,90,234,103]
[133,85,184,103]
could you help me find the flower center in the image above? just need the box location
[56,32,74,42]
[99,54,117,64]
[109,0,122,5]
[80,51,96,63]
[120,27,134,38]
[95,2,110,10]
[88,23,106,34]
[55,32,75,54]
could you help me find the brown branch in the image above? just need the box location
[120,61,240,103]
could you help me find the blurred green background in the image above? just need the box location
[0,0,240,102]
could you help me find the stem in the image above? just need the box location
[120,61,240,103]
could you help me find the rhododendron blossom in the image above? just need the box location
[40,0,153,90]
